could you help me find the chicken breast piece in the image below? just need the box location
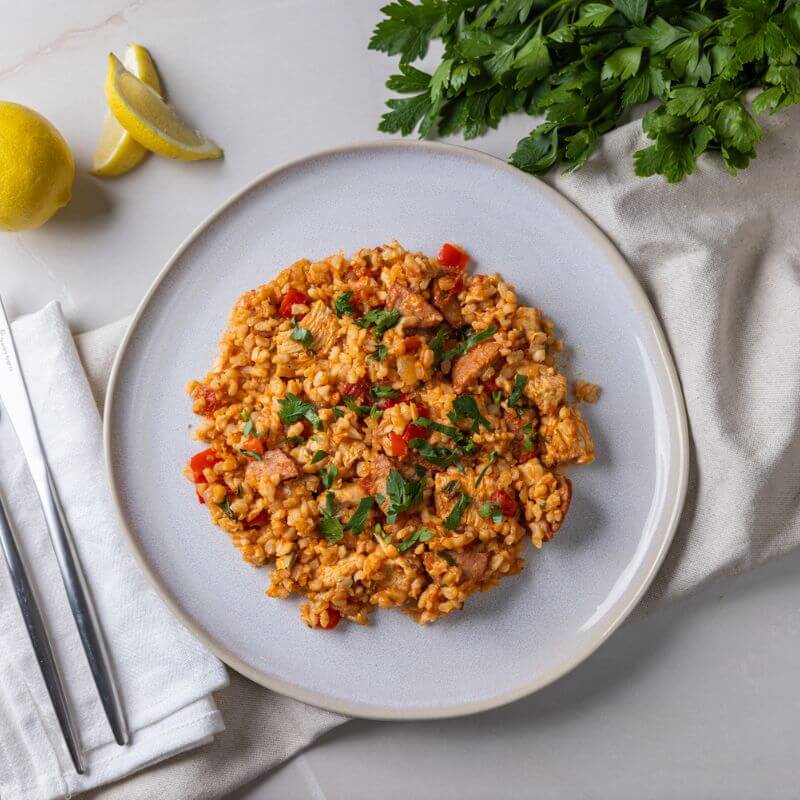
[274,300,341,377]
[245,450,300,488]
[386,284,443,328]
[451,339,502,393]
[520,365,568,416]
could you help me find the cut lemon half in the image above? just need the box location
[92,45,163,177]
[104,53,223,161]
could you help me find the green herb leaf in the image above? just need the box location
[385,469,424,524]
[332,406,345,420]
[479,501,504,525]
[311,450,329,464]
[371,385,400,399]
[371,344,389,362]
[356,308,401,339]
[241,408,250,422]
[217,497,237,521]
[442,327,496,363]
[290,320,314,350]
[321,464,339,489]
[334,291,355,318]
[346,497,375,534]
[319,491,344,542]
[444,492,471,530]
[508,374,528,408]
[474,451,498,488]
[374,522,392,545]
[439,549,457,566]
[428,326,450,363]
[409,438,462,468]
[242,418,255,437]
[450,396,491,433]
[239,449,263,461]
[412,417,461,439]
[397,526,433,552]
[279,392,322,430]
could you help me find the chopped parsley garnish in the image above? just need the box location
[397,527,433,553]
[370,344,388,362]
[241,408,250,421]
[444,492,471,530]
[412,417,460,440]
[344,397,372,416]
[371,385,400,399]
[408,439,462,469]
[474,451,498,488]
[242,418,255,437]
[439,550,457,566]
[479,502,504,525]
[356,308,401,339]
[279,392,322,430]
[287,435,304,446]
[521,423,539,452]
[374,522,392,545]
[508,375,529,408]
[239,449,263,461]
[449,396,491,433]
[290,320,314,350]
[332,406,345,420]
[311,450,329,464]
[491,390,503,405]
[319,492,344,542]
[345,497,374,534]
[414,464,427,478]
[320,464,338,489]
[217,497,237,521]
[429,326,450,363]
[442,327,496,363]
[385,469,424,524]
[369,404,382,421]
[334,291,355,318]
[443,479,460,497]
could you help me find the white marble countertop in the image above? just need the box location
[2,1,798,797]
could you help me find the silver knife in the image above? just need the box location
[0,490,86,773]
[0,296,129,747]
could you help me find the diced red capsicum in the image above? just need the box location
[438,242,469,270]
[244,510,270,529]
[189,448,220,483]
[320,609,341,629]
[449,274,464,297]
[491,490,518,517]
[279,288,309,318]
[377,392,410,410]
[389,432,408,457]
[341,376,371,404]
[241,437,264,457]
[195,384,222,415]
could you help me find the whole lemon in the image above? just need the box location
[0,101,74,232]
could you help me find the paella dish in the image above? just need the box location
[185,242,596,629]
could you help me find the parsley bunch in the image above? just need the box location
[371,0,800,182]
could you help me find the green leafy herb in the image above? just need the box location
[508,374,528,408]
[374,522,392,545]
[479,501,504,525]
[371,0,797,183]
[311,450,329,464]
[491,390,503,405]
[290,320,314,350]
[321,464,339,489]
[344,397,372,416]
[450,396,491,432]
[369,404,382,421]
[521,422,539,451]
[356,308,401,339]
[408,438,462,469]
[371,344,389,362]
[371,384,400,399]
[332,406,345,419]
[287,435,304,446]
[439,550,457,566]
[429,326,450,363]
[217,497,237,521]
[385,469,425,524]
[334,291,355,318]
[279,392,322,430]
[474,451,498,488]
[243,421,256,439]
[444,492,471,530]
[443,479,461,497]
[346,497,375,533]
[442,327,496,363]
[239,449,263,461]
[412,416,461,440]
[241,408,250,422]
[319,491,344,542]
[397,526,434,552]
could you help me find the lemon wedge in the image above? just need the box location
[104,53,223,161]
[92,45,163,177]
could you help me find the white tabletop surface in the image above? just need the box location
[2,1,798,797]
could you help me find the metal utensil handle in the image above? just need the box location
[0,493,86,774]
[41,467,129,746]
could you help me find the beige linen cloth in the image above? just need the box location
[82,108,800,798]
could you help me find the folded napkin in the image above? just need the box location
[0,303,229,800]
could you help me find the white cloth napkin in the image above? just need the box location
[0,303,229,800]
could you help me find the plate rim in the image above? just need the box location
[104,139,689,720]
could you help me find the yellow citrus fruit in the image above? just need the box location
[92,44,163,177]
[0,101,74,232]
[104,54,223,161]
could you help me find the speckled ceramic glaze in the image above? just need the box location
[105,142,688,719]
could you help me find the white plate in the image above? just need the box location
[105,141,688,719]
